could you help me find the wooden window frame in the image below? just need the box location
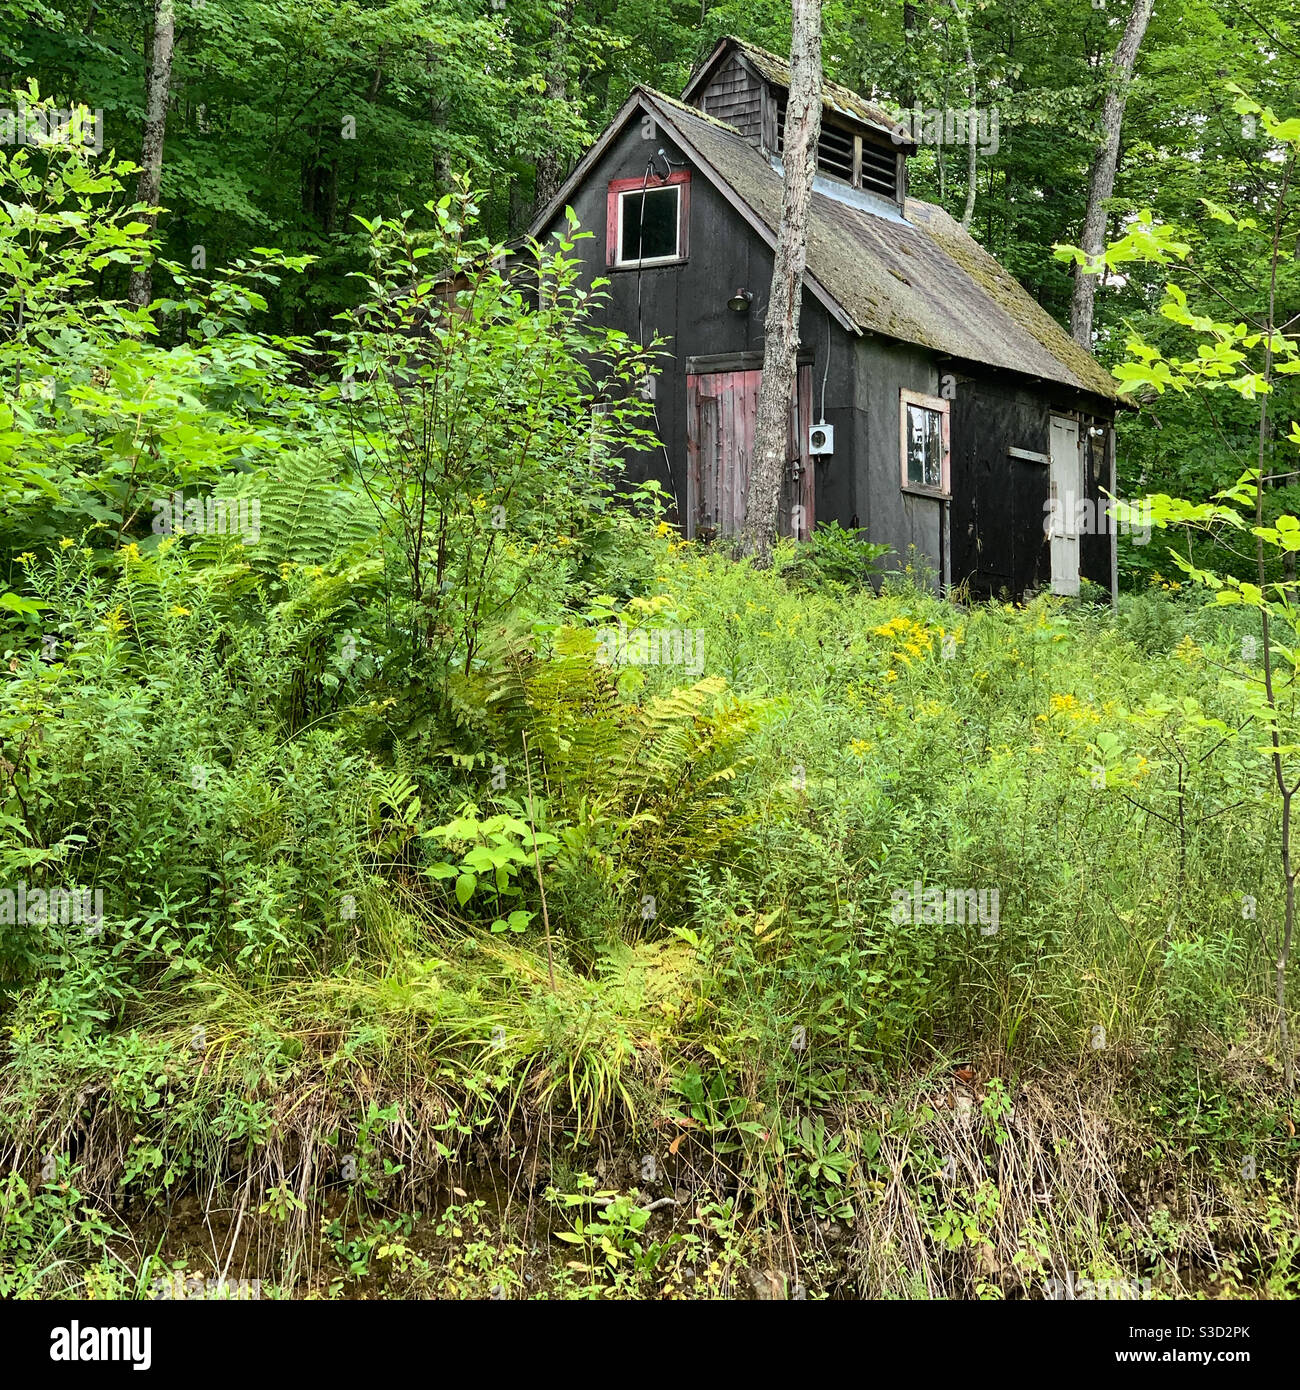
[606,172,691,269]
[899,388,951,498]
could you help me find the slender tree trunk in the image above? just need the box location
[901,3,918,108]
[127,0,176,310]
[1257,151,1297,1094]
[740,0,822,566]
[948,0,978,230]
[533,0,575,212]
[1069,0,1154,346]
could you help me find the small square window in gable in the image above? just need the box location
[606,172,690,268]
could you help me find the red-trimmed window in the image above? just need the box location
[606,171,690,268]
[899,388,951,497]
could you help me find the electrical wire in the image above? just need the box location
[631,160,682,520]
[819,317,830,424]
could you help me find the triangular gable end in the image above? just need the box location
[526,88,858,334]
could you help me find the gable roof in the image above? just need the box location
[682,36,911,148]
[530,87,1118,402]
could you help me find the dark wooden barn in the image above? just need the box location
[528,36,1122,599]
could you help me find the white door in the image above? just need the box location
[1048,415,1081,595]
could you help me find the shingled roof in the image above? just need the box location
[530,86,1118,402]
[681,36,909,146]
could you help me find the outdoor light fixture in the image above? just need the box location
[727,288,753,313]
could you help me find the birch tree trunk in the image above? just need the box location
[1069,0,1154,347]
[740,0,822,566]
[127,0,176,310]
[948,0,978,230]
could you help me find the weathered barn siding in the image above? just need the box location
[695,53,763,141]
[542,117,857,534]
[851,337,945,583]
[948,373,1115,597]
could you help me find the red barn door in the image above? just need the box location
[685,366,814,541]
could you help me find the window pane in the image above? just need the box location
[906,404,943,488]
[620,186,679,262]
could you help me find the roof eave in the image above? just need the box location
[527,87,860,337]
[639,91,859,335]
[528,85,1119,405]
[930,352,1120,407]
[680,37,736,105]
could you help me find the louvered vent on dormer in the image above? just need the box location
[776,96,900,201]
[858,142,898,199]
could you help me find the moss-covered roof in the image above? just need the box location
[640,85,745,135]
[644,91,1116,400]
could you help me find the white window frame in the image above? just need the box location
[614,183,683,268]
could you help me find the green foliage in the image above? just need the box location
[0,99,319,600]
[779,523,892,592]
[0,1159,124,1298]
[1070,96,1300,1090]
[328,188,662,728]
[549,1176,679,1288]
[2,56,1299,1300]
[424,806,552,925]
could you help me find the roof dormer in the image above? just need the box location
[681,36,914,207]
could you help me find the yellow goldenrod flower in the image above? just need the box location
[1175,635,1200,662]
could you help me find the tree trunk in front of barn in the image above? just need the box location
[1069,0,1154,348]
[740,0,823,567]
[127,0,176,310]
